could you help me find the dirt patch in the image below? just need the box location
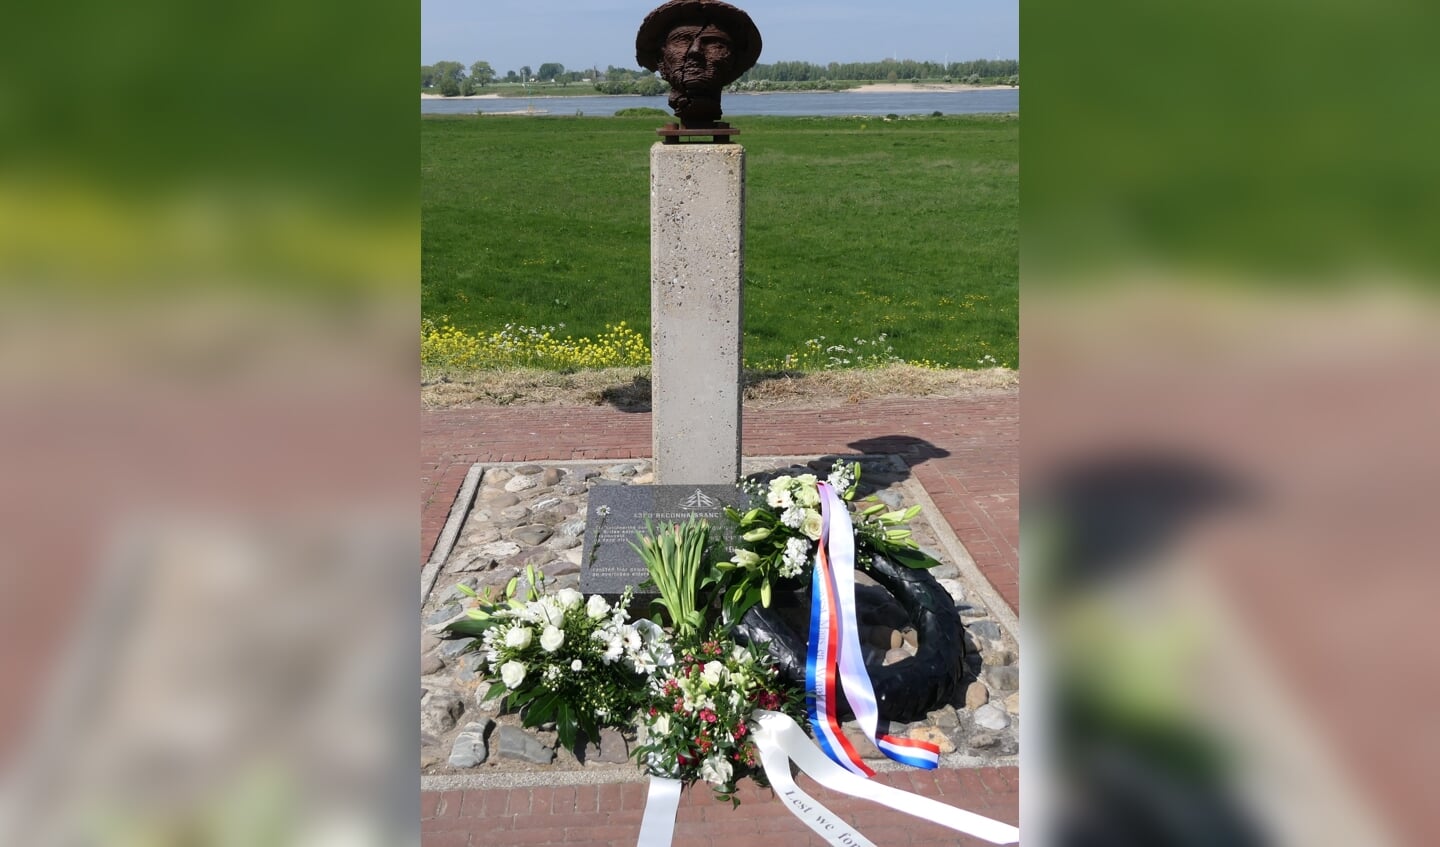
[422,365,1017,410]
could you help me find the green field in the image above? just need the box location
[421,114,1017,369]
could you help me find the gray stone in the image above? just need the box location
[444,576,480,601]
[927,561,961,581]
[421,653,446,675]
[592,728,629,764]
[558,519,588,539]
[448,719,495,768]
[462,527,502,546]
[477,540,521,560]
[563,547,583,567]
[514,464,544,475]
[590,478,622,487]
[421,632,441,654]
[541,468,564,486]
[495,726,555,764]
[440,637,476,658]
[974,703,1011,731]
[983,647,1017,667]
[425,603,462,625]
[557,482,586,497]
[630,472,655,485]
[421,691,464,736]
[968,620,1002,642]
[876,490,905,509]
[969,731,1018,756]
[901,628,918,650]
[499,505,530,522]
[504,475,539,493]
[936,578,966,605]
[578,483,743,596]
[533,497,562,511]
[546,535,581,551]
[485,469,513,484]
[547,559,580,577]
[984,666,1020,692]
[883,648,910,666]
[511,525,554,546]
[481,491,520,508]
[1004,692,1020,716]
[577,469,600,481]
[965,681,990,711]
[455,652,487,682]
[650,143,744,485]
[934,705,960,731]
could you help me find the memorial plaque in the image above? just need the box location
[580,484,748,597]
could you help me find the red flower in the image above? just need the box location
[733,722,748,738]
[699,709,718,724]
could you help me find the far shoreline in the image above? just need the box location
[421,82,1016,100]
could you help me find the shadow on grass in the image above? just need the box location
[598,369,818,412]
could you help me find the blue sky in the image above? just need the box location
[421,0,1018,72]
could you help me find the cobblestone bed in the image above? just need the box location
[421,456,1019,777]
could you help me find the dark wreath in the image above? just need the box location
[731,550,964,724]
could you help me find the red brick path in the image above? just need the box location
[420,393,1021,846]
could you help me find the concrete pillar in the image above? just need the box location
[649,142,745,485]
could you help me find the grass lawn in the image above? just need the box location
[421,113,1017,368]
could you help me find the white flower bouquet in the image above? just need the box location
[471,575,674,750]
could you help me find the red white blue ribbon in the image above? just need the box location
[806,482,942,774]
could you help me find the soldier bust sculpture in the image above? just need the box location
[636,0,762,128]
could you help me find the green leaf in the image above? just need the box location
[889,547,941,569]
[442,619,492,638]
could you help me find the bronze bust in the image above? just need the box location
[636,0,762,127]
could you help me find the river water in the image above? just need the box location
[420,88,1017,117]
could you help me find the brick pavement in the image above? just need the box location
[420,393,1021,845]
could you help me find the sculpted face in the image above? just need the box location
[659,24,734,93]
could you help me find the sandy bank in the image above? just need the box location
[846,83,1016,94]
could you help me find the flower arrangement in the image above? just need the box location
[632,636,806,805]
[722,460,940,617]
[630,517,718,641]
[469,573,674,750]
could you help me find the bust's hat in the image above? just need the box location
[635,0,762,82]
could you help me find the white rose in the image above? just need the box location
[801,509,824,540]
[536,597,565,627]
[555,588,584,610]
[505,627,533,650]
[500,661,527,689]
[795,478,820,507]
[699,755,733,787]
[651,713,670,737]
[540,625,565,652]
[586,594,611,619]
[571,659,583,671]
[701,660,727,686]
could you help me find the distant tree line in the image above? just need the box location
[422,58,1018,96]
[737,58,1018,86]
[421,60,608,95]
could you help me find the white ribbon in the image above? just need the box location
[751,710,1022,845]
[636,777,682,847]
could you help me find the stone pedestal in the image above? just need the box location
[649,143,745,484]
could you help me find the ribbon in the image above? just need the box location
[636,777,682,847]
[807,483,941,774]
[752,710,1021,845]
